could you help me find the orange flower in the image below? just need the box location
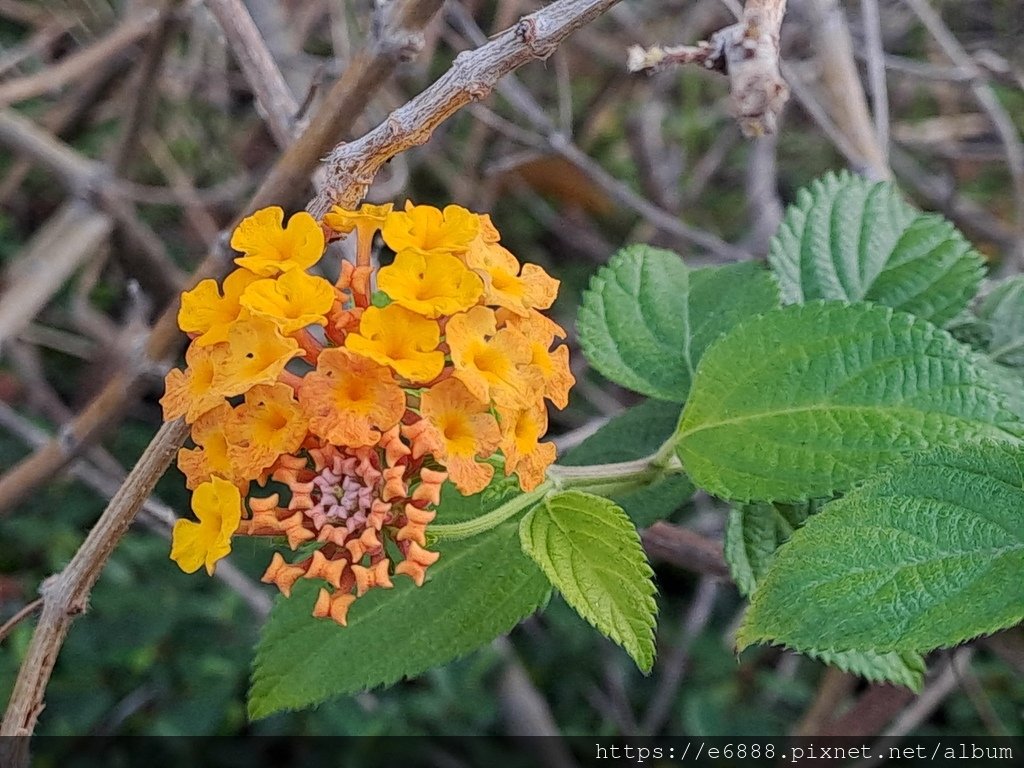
[227,383,308,477]
[230,206,324,276]
[323,203,394,270]
[345,304,444,383]
[178,268,259,346]
[498,401,556,491]
[446,306,532,405]
[170,477,243,575]
[382,202,479,255]
[208,313,302,397]
[299,347,405,446]
[377,250,483,318]
[419,378,501,494]
[240,269,335,334]
[177,403,238,489]
[323,203,393,237]
[464,237,558,316]
[161,342,227,423]
[502,311,575,409]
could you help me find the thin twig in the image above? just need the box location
[0,0,446,514]
[308,0,628,214]
[0,10,160,105]
[0,418,189,737]
[859,0,890,162]
[451,5,750,262]
[0,202,112,352]
[627,0,789,137]
[0,402,272,619]
[804,0,891,179]
[901,0,1024,266]
[639,578,720,734]
[641,522,731,580]
[0,600,42,646]
[203,0,299,147]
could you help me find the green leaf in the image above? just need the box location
[433,474,522,524]
[724,502,812,597]
[769,170,984,325]
[977,276,1024,367]
[739,442,1024,654]
[805,650,926,692]
[675,302,1022,501]
[559,399,694,526]
[577,245,779,402]
[249,519,550,718]
[726,503,925,690]
[519,491,657,672]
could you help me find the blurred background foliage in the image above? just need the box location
[0,0,1022,742]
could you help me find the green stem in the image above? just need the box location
[430,482,553,541]
[429,449,687,542]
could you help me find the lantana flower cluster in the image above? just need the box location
[161,202,573,625]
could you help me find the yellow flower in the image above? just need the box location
[209,313,302,397]
[382,202,479,255]
[446,306,531,405]
[178,268,259,346]
[465,238,558,316]
[502,310,575,409]
[345,304,444,383]
[419,378,501,494]
[299,347,406,446]
[498,401,556,491]
[240,269,336,334]
[177,403,238,489]
[323,203,394,236]
[161,343,227,423]
[323,203,395,270]
[170,477,243,575]
[230,206,324,276]
[227,383,308,477]
[377,250,483,318]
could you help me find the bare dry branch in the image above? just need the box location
[308,0,627,215]
[0,418,189,737]
[0,203,111,352]
[0,10,160,105]
[627,0,789,137]
[203,0,299,147]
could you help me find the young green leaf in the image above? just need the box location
[769,171,984,325]
[738,442,1024,655]
[675,302,1022,501]
[724,502,812,597]
[519,491,657,672]
[559,399,694,526]
[577,245,779,402]
[249,519,550,718]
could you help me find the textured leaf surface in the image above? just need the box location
[559,399,694,526]
[978,276,1024,368]
[676,302,1022,501]
[520,491,657,671]
[805,649,926,691]
[250,519,549,717]
[724,502,812,597]
[726,503,925,690]
[577,245,779,402]
[739,443,1024,654]
[769,171,984,325]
